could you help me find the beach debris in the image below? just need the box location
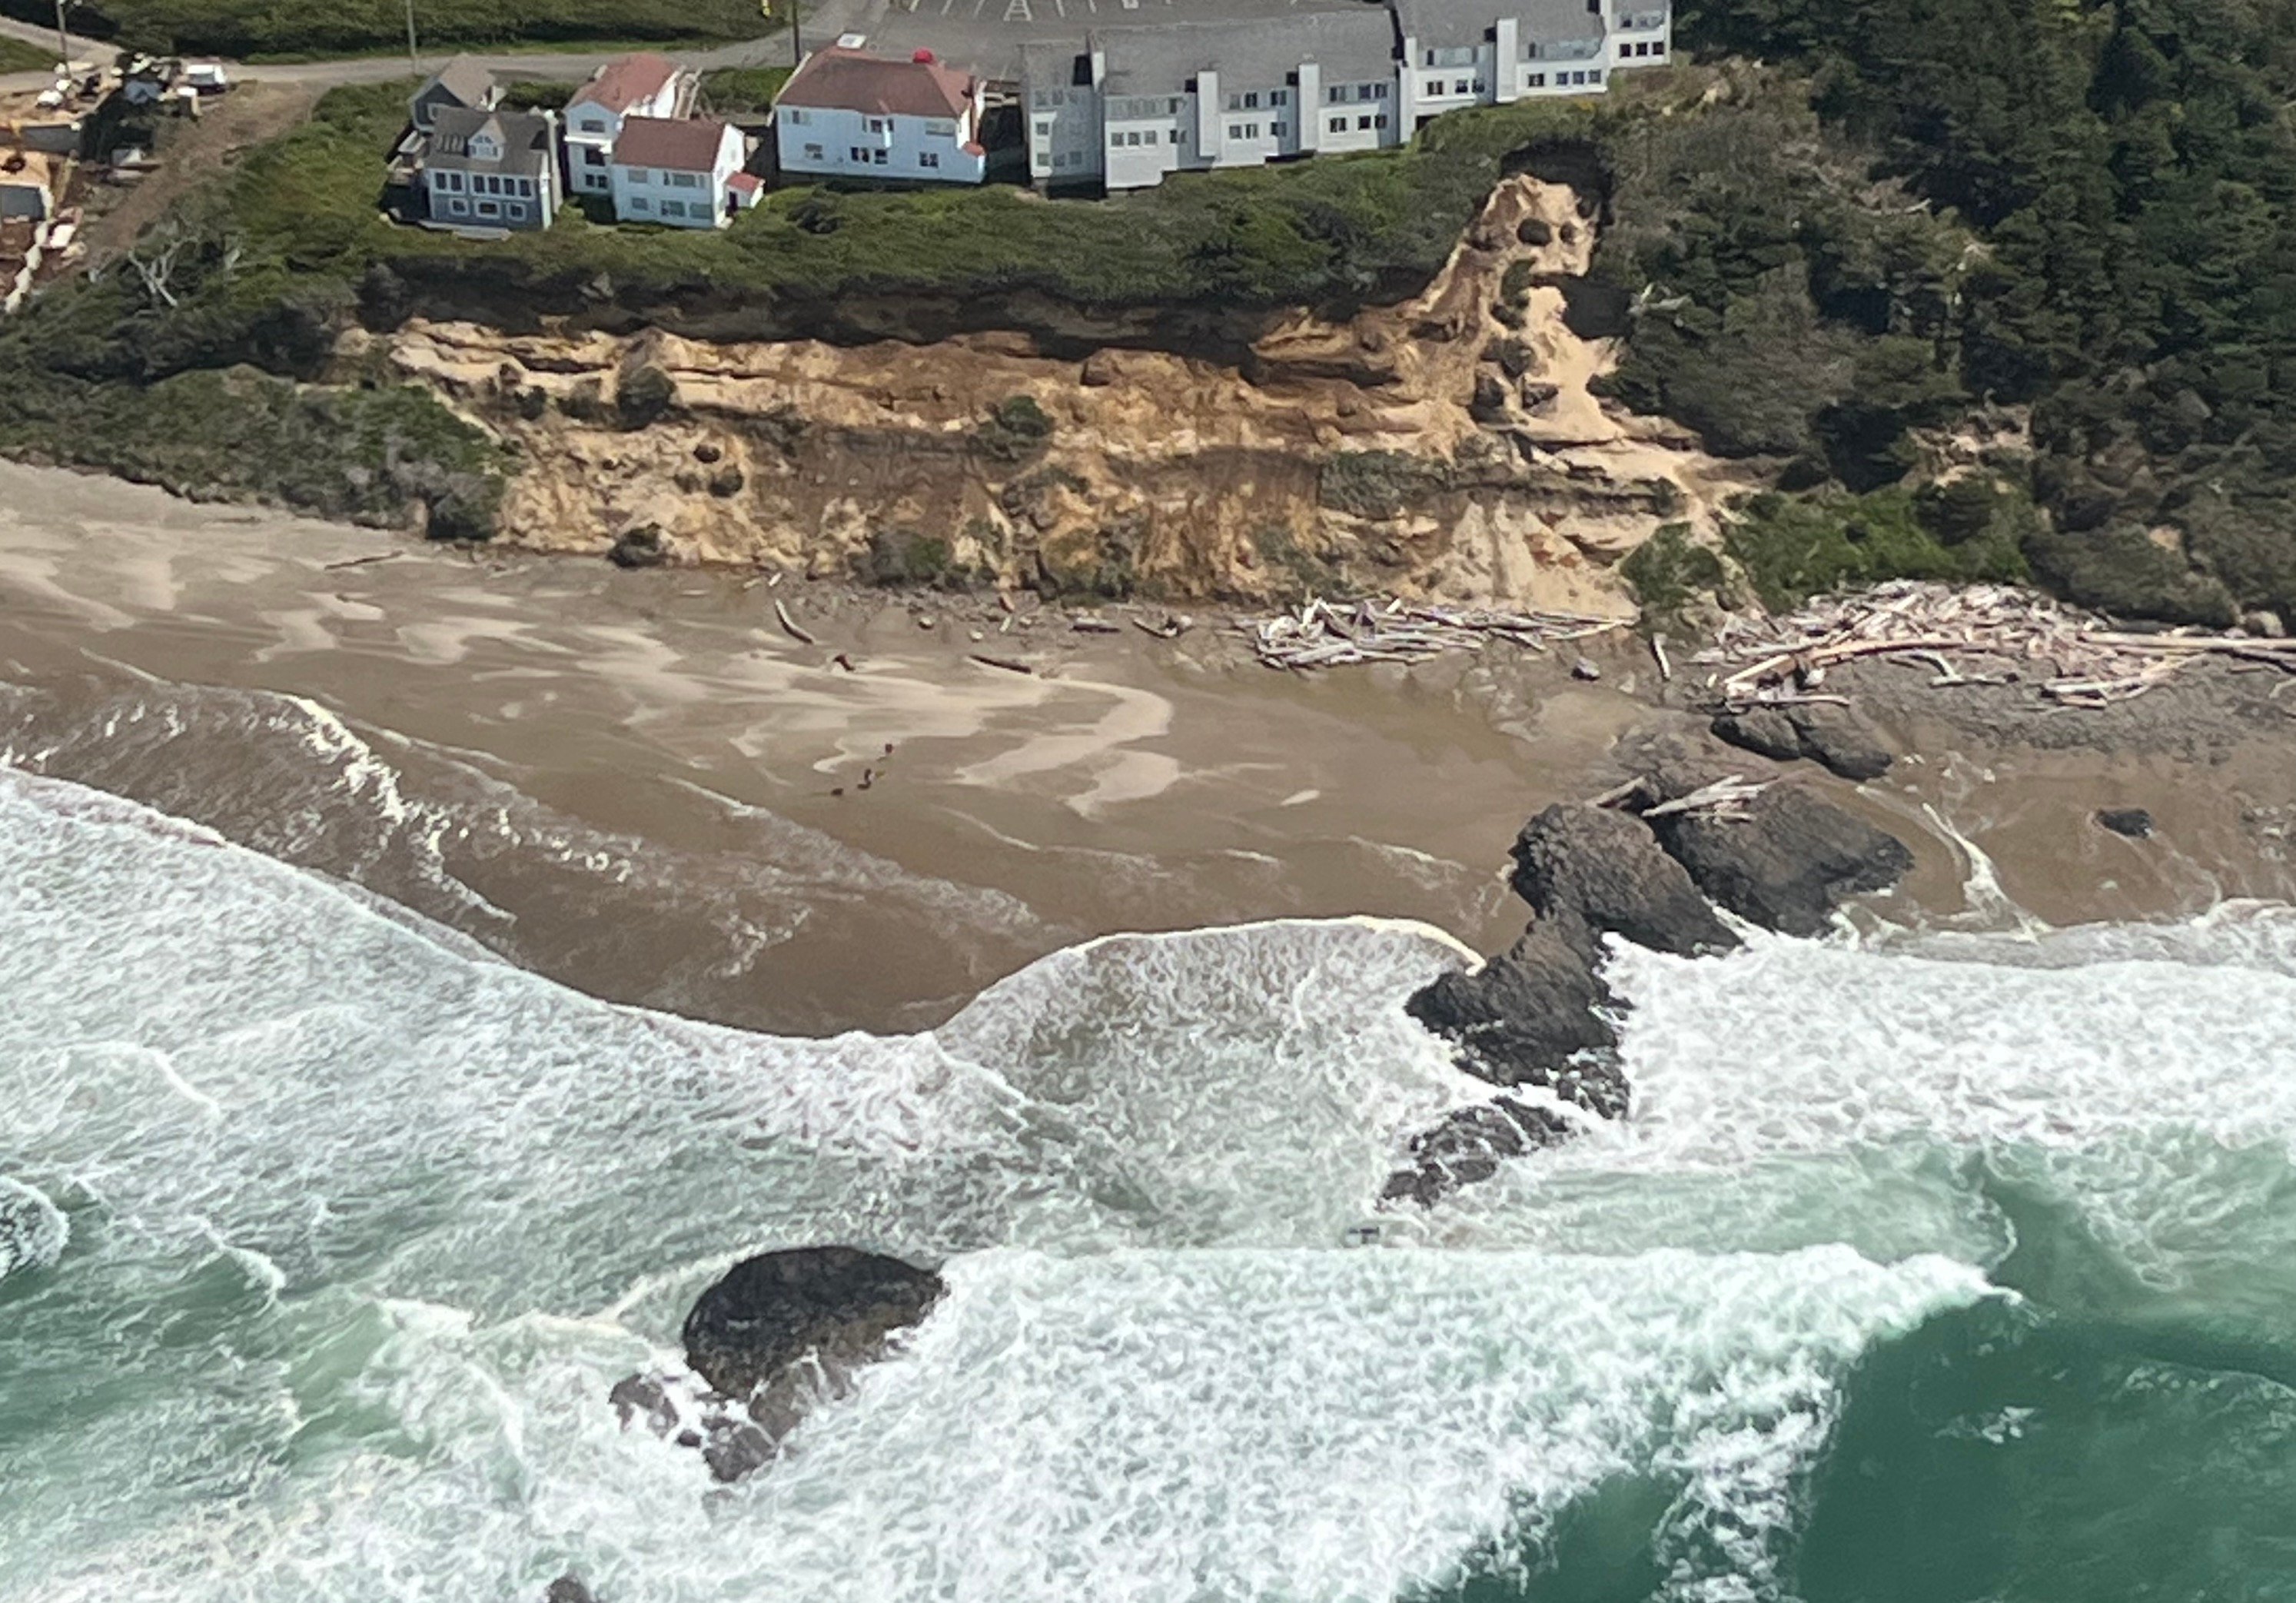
[1641,773,1772,820]
[1703,580,2296,707]
[969,653,1035,675]
[321,551,400,571]
[1071,615,1123,635]
[1245,597,1621,670]
[773,599,818,646]
[1131,613,1192,640]
[1651,634,1673,682]
[831,652,856,672]
[1571,657,1602,682]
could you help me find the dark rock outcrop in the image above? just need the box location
[606,523,666,570]
[2097,806,2155,839]
[1642,768,1914,936]
[1712,703,1894,782]
[682,1246,945,1401]
[1383,1096,1572,1206]
[1405,919,1625,1114]
[1395,749,1916,1204]
[544,1575,600,1603]
[1507,803,1739,958]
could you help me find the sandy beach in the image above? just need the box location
[5,457,2292,1034]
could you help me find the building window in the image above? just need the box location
[1527,72,1546,87]
[583,148,604,167]
[506,202,526,220]
[1425,75,1444,94]
[448,197,468,215]
[671,171,700,188]
[920,150,939,168]
[867,118,889,133]
[1374,82,1390,98]
[1357,114,1373,129]
[805,142,825,159]
[1330,115,1347,132]
[852,145,871,161]
[477,200,499,217]
[872,148,888,165]
[626,168,649,185]
[785,108,806,125]
[1327,85,1344,103]
[660,199,686,218]
[1244,91,1259,108]
[1272,121,1287,138]
[1110,130,1123,148]
[630,196,649,211]
[1454,78,1471,94]
[926,119,955,136]
[1271,89,1288,105]
[1591,68,1604,80]
[1225,92,1241,111]
[1035,118,1052,135]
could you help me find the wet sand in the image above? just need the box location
[4,460,2291,1035]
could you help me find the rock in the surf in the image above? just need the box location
[1382,1096,1573,1206]
[1404,918,1626,1115]
[1642,767,1913,936]
[1507,803,1739,957]
[682,1245,945,1401]
[0,1178,67,1280]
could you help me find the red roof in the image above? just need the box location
[613,115,737,171]
[775,45,975,121]
[726,171,763,195]
[571,52,680,115]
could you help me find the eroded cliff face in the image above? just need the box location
[368,177,1755,612]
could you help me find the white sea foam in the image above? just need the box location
[0,1176,68,1279]
[8,766,2295,1603]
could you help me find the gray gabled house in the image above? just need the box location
[422,107,562,231]
[409,56,501,134]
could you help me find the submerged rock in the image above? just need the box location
[682,1245,945,1401]
[1382,1097,1572,1206]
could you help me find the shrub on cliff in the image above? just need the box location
[616,364,677,430]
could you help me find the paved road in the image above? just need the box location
[0,13,794,96]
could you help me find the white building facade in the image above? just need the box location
[1022,0,1671,191]
[773,45,989,185]
[607,116,753,229]
[565,53,693,199]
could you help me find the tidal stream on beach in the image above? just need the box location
[5,465,2296,1601]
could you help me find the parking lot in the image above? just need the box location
[802,0,1374,81]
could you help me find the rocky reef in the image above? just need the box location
[611,1246,944,1485]
[1389,747,1912,1203]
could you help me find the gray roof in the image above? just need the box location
[1391,0,1604,48]
[417,55,497,110]
[424,107,556,177]
[822,0,1374,84]
[1098,9,1397,97]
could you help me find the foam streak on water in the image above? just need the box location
[7,769,2296,1601]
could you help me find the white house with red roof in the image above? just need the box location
[608,115,756,229]
[771,45,989,185]
[565,52,696,198]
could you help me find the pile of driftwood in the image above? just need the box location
[1702,580,2296,708]
[1248,597,1620,670]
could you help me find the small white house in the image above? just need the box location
[773,45,988,186]
[565,52,693,199]
[608,115,753,228]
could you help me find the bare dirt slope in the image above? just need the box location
[379,175,1759,610]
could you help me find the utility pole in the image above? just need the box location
[52,0,71,71]
[404,0,419,72]
[790,0,802,70]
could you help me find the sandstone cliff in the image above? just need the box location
[370,177,1755,612]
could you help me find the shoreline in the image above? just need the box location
[3,456,2293,1039]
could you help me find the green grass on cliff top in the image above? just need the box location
[218,78,1627,312]
[0,0,765,56]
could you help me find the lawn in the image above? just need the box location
[0,32,56,72]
